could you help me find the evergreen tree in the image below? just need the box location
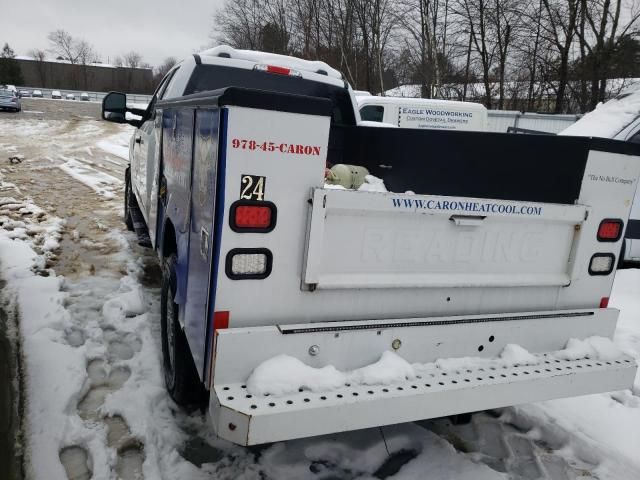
[0,43,24,85]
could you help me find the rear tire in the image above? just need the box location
[124,168,134,231]
[160,254,207,408]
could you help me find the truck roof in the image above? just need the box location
[199,45,343,81]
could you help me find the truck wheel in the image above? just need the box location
[161,254,207,408]
[124,169,134,231]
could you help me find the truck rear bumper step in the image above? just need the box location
[211,352,636,445]
[209,308,635,445]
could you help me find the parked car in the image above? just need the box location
[65,93,75,100]
[32,90,43,98]
[0,88,21,112]
[51,90,62,99]
[19,90,31,98]
[80,92,90,101]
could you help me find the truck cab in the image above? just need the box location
[125,47,359,247]
[102,47,640,446]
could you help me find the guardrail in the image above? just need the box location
[15,86,152,105]
[488,111,580,133]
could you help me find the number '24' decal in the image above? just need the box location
[240,175,266,201]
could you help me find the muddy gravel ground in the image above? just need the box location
[1,98,159,479]
[0,98,620,480]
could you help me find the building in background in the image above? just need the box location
[15,56,154,94]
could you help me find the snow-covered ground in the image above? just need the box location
[1,105,640,480]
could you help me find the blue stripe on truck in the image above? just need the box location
[203,107,228,380]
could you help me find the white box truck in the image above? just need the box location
[357,95,488,131]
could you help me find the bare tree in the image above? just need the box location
[153,57,178,86]
[210,0,640,110]
[157,57,178,77]
[455,0,495,107]
[76,40,98,65]
[29,49,48,86]
[576,0,640,109]
[538,0,580,112]
[47,30,100,88]
[214,0,265,49]
[123,51,143,69]
[491,0,520,109]
[47,30,79,64]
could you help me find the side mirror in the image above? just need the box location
[102,92,127,123]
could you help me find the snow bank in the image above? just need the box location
[102,283,146,320]
[57,157,122,199]
[260,422,501,480]
[0,235,85,480]
[96,140,130,161]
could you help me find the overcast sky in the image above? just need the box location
[3,0,225,67]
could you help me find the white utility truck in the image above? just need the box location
[102,46,640,446]
[357,95,488,131]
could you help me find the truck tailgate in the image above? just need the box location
[304,189,586,290]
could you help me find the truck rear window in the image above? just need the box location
[184,64,356,126]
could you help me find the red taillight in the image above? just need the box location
[213,311,229,330]
[597,219,623,241]
[266,65,291,75]
[230,201,277,232]
[254,64,301,77]
[600,297,610,308]
[236,205,271,228]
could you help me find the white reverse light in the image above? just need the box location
[589,254,614,275]
[231,253,268,276]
